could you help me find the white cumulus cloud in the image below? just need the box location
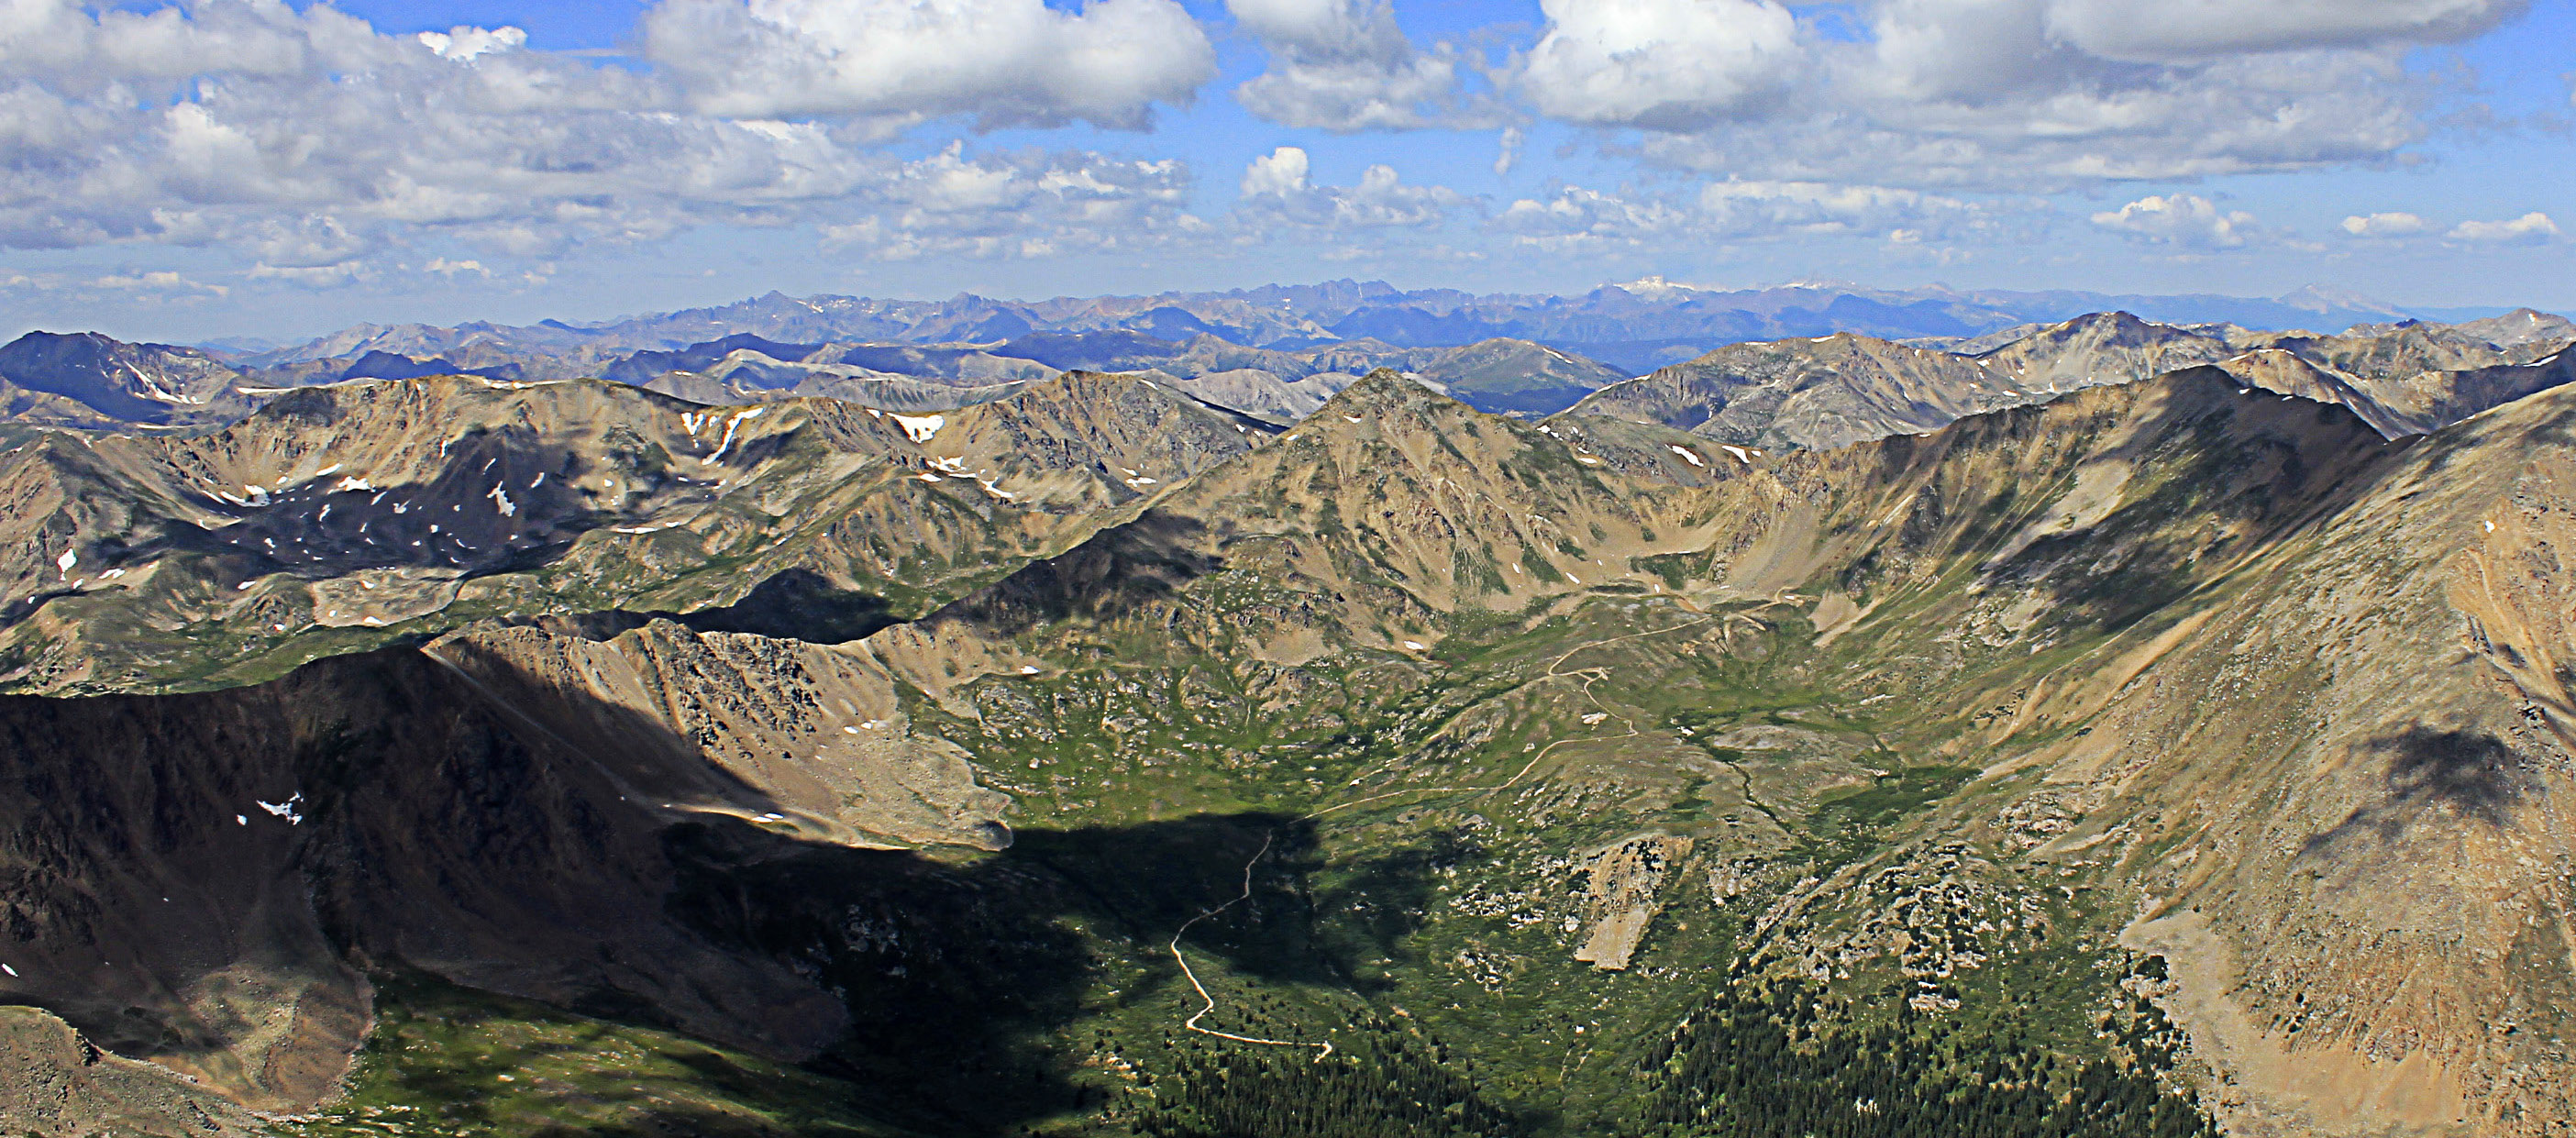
[1514,0,1799,130]
[2340,211,2428,237]
[2447,212,2559,244]
[2091,194,2261,249]
[416,25,527,61]
[2043,0,2526,61]
[1227,0,1472,130]
[642,0,1214,132]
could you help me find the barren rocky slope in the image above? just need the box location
[2,359,2575,1137]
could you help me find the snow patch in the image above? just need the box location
[488,485,515,516]
[1719,445,1752,466]
[256,793,304,825]
[890,413,945,443]
[334,476,375,492]
[55,549,75,576]
[705,408,763,463]
[1668,446,1705,468]
[1402,640,1427,651]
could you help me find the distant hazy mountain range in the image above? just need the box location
[222,278,2496,374]
[0,281,2556,439]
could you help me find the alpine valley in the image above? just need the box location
[0,285,2571,1138]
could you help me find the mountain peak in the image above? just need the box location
[2279,283,2407,317]
[1311,366,1462,418]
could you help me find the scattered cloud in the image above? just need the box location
[0,0,1219,275]
[91,271,228,297]
[248,261,372,287]
[1489,187,1697,251]
[821,144,1200,258]
[1609,0,2482,194]
[2090,194,2262,249]
[1235,147,1465,229]
[2341,211,2430,237]
[2448,211,2559,243]
[1487,179,2016,253]
[0,0,2552,319]
[1698,181,2007,241]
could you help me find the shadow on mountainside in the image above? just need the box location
[2300,724,2537,858]
[1964,371,2414,635]
[0,635,1434,1135]
[923,509,1223,639]
[664,568,901,644]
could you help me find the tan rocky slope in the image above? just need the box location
[1941,386,2576,1135]
[916,369,1741,661]
[0,370,1258,693]
[923,364,2395,666]
[1588,374,2576,1135]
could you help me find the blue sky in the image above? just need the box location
[2,0,2570,342]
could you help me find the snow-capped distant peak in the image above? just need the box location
[1610,275,1702,296]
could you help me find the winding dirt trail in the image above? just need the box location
[1163,611,1712,1059]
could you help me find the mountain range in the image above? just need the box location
[0,288,2570,1137]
